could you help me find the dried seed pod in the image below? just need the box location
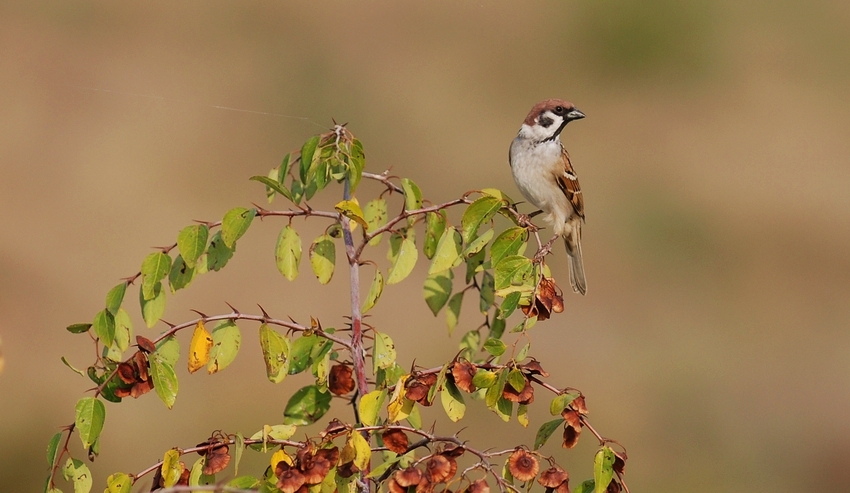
[507,448,539,482]
[450,360,477,393]
[425,454,456,483]
[395,467,424,487]
[519,359,549,378]
[202,444,231,475]
[465,478,490,493]
[537,466,569,489]
[329,364,355,396]
[276,468,306,493]
[382,429,410,455]
[387,478,406,493]
[405,373,438,406]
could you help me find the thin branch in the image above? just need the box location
[362,171,404,194]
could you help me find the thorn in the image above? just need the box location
[160,319,176,328]
[224,302,240,315]
[190,309,208,318]
[257,304,270,319]
[288,315,298,324]
[192,219,211,225]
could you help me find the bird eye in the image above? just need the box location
[555,106,564,113]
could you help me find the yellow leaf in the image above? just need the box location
[386,375,410,423]
[335,199,368,229]
[161,448,183,487]
[187,321,213,373]
[349,431,371,471]
[270,448,293,470]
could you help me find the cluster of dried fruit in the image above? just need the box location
[275,445,341,493]
[386,446,465,493]
[114,349,153,399]
[521,276,564,321]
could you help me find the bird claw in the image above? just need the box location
[533,235,560,263]
[516,213,540,232]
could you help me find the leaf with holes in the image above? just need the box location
[75,397,105,449]
[309,234,336,284]
[364,198,388,246]
[150,352,179,409]
[177,224,209,268]
[141,252,171,301]
[221,207,256,248]
[276,225,302,281]
[259,324,289,383]
[207,321,241,374]
[461,196,502,243]
[424,211,447,259]
[373,332,396,372]
[533,418,564,450]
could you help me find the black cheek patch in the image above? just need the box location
[538,116,554,128]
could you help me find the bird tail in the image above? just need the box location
[563,225,587,295]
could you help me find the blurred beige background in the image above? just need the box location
[2,1,849,491]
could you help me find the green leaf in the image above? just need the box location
[155,335,180,366]
[63,458,92,493]
[491,227,528,268]
[429,364,449,404]
[113,308,133,353]
[259,324,290,383]
[248,424,298,452]
[233,432,244,475]
[490,316,506,339]
[105,282,127,315]
[47,432,62,467]
[75,397,105,449]
[480,188,515,203]
[515,342,530,362]
[189,457,215,486]
[362,269,385,314]
[92,310,116,347]
[461,196,502,243]
[359,389,387,427]
[177,224,209,268]
[494,255,534,291]
[440,380,466,422]
[550,392,580,416]
[534,418,564,450]
[406,403,422,429]
[424,211,447,259]
[479,271,495,313]
[288,334,319,375]
[276,225,302,281]
[508,368,526,392]
[517,404,529,428]
[401,178,423,211]
[368,457,400,479]
[494,397,512,422]
[465,248,486,284]
[335,200,369,228]
[309,235,336,284]
[300,135,321,183]
[594,447,616,493]
[284,385,332,425]
[66,323,92,334]
[423,269,452,316]
[141,252,172,301]
[428,227,463,275]
[105,473,132,493]
[485,369,508,408]
[207,320,241,374]
[205,231,234,272]
[168,254,196,292]
[483,338,506,357]
[221,207,256,248]
[387,236,418,285]
[372,332,396,372]
[347,139,366,192]
[250,175,295,202]
[446,292,463,335]
[364,198,388,246]
[459,330,480,360]
[462,228,493,259]
[574,480,596,493]
[472,369,497,389]
[140,282,166,328]
[499,292,521,319]
[149,352,179,409]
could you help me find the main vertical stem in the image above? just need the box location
[342,178,369,411]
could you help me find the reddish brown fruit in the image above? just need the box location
[537,466,569,489]
[382,428,410,455]
[508,449,539,482]
[202,444,231,475]
[502,378,534,405]
[425,454,456,483]
[466,478,490,493]
[561,410,582,449]
[395,467,424,487]
[328,364,355,396]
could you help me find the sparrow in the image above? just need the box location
[509,99,587,295]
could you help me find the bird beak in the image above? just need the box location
[567,109,586,121]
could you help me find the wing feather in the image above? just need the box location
[554,145,585,220]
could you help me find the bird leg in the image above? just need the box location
[533,234,560,263]
[515,210,543,232]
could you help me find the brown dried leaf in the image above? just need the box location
[130,378,153,398]
[329,364,355,396]
[321,418,348,439]
[382,429,410,455]
[336,460,359,478]
[133,351,150,382]
[612,449,627,475]
[502,378,534,404]
[405,373,437,406]
[519,359,549,378]
[606,480,621,493]
[561,410,582,449]
[441,446,465,459]
[177,462,190,485]
[136,336,156,353]
[387,478,407,493]
[507,449,539,482]
[315,446,340,466]
[117,362,137,384]
[450,360,477,393]
[114,387,131,398]
[301,455,331,484]
[570,395,588,415]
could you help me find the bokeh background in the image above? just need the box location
[2,1,849,491]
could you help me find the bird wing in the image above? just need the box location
[554,145,585,220]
